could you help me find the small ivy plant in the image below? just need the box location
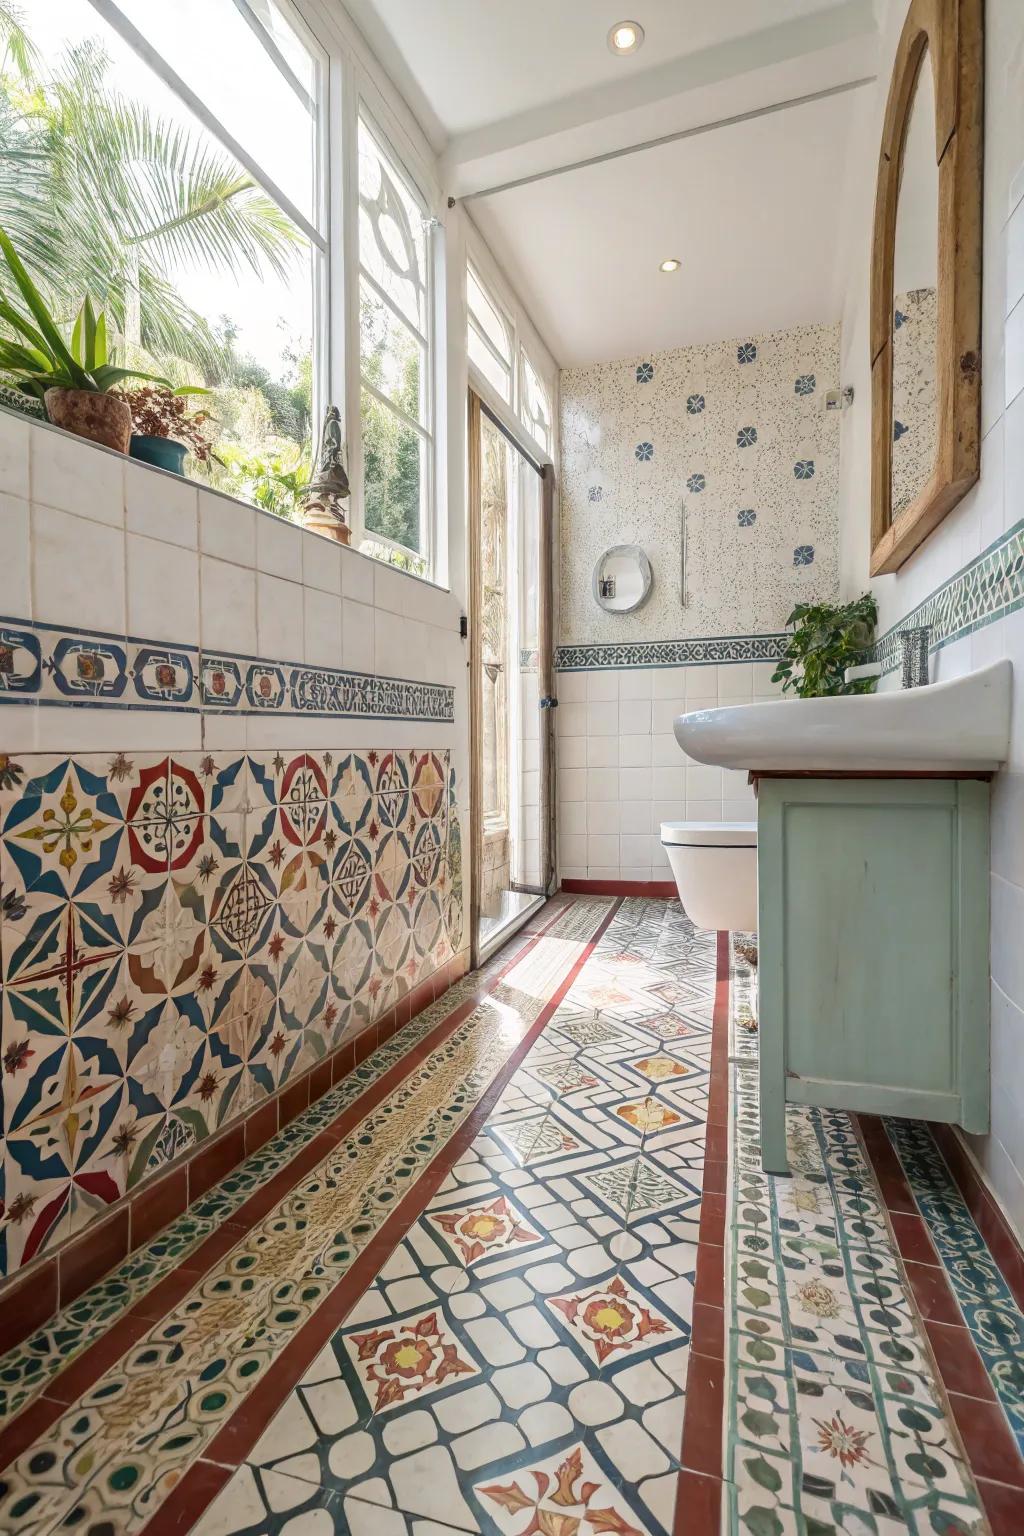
[771,593,879,698]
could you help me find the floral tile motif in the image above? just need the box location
[491,1112,582,1164]
[547,1274,680,1365]
[628,1055,689,1082]
[475,1443,654,1535]
[579,1156,698,1220]
[427,1194,544,1266]
[0,745,461,1283]
[343,1306,478,1413]
[614,1100,682,1134]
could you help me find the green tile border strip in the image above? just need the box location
[875,517,1024,674]
[554,633,788,672]
[884,1118,1024,1457]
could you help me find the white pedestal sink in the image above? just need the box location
[674,659,1012,773]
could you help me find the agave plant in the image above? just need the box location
[0,226,182,398]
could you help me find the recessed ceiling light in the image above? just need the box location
[608,20,644,55]
[659,258,681,273]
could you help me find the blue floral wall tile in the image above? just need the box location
[793,544,815,566]
[558,320,841,647]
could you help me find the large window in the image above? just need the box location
[357,112,434,573]
[520,349,552,455]
[467,265,513,404]
[0,0,325,517]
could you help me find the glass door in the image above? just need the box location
[469,391,553,962]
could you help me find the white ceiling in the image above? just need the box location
[470,87,861,365]
[341,0,880,365]
[342,0,860,142]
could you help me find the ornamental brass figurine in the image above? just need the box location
[301,405,351,544]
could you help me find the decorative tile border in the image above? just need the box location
[0,615,455,723]
[875,518,1024,674]
[554,632,788,672]
[883,1117,1024,1457]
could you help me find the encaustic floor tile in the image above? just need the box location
[1,900,1018,1536]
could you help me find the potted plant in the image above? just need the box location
[771,594,879,697]
[0,228,174,453]
[120,384,215,475]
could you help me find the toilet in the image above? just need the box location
[660,821,758,931]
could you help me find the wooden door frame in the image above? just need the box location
[467,388,555,968]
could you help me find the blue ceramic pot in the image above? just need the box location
[130,434,188,476]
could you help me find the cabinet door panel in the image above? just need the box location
[782,801,955,1095]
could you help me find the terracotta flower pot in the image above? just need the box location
[44,388,132,454]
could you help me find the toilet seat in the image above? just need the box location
[660,820,757,848]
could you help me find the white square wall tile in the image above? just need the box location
[124,462,198,547]
[619,802,651,835]
[652,765,685,799]
[32,427,123,526]
[618,766,651,799]
[618,669,652,698]
[556,671,586,702]
[586,671,618,701]
[587,834,618,865]
[652,698,685,734]
[619,734,652,766]
[255,509,303,582]
[619,699,652,734]
[586,736,617,767]
[200,555,257,654]
[557,702,587,738]
[199,490,255,566]
[301,530,342,593]
[587,767,619,801]
[718,663,752,697]
[256,571,303,663]
[620,867,653,882]
[557,768,586,802]
[588,799,621,830]
[0,493,30,617]
[126,535,199,644]
[585,701,618,736]
[32,503,125,633]
[304,588,343,669]
[559,833,587,866]
[0,411,30,500]
[653,668,688,698]
[687,766,723,797]
[559,736,587,768]
[685,665,717,698]
[620,834,656,865]
[341,599,373,674]
[339,546,374,603]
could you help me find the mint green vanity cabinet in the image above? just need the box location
[756,776,990,1174]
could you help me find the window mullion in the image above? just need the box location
[360,377,431,441]
[359,266,428,350]
[86,0,326,250]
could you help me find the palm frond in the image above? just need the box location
[0,1,38,82]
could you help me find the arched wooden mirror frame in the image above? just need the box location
[869,0,983,576]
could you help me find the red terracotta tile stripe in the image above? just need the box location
[145,898,624,1534]
[0,907,569,1466]
[857,1114,1024,1509]
[673,926,730,1534]
[561,877,678,898]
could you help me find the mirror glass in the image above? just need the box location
[890,47,939,521]
[592,545,652,613]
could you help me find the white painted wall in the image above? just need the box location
[837,0,1024,1237]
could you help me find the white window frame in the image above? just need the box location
[467,261,514,406]
[519,346,553,457]
[87,0,332,445]
[351,104,438,574]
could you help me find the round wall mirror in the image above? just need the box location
[592,545,652,613]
